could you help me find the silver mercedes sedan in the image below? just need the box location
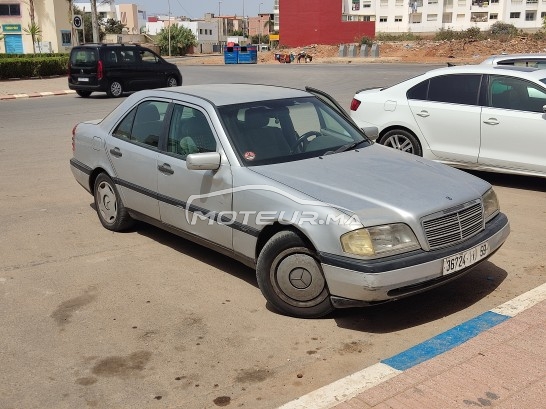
[70,84,510,318]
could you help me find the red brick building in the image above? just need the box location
[279,0,375,47]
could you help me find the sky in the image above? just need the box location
[129,0,274,19]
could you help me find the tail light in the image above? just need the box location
[72,124,78,152]
[97,60,103,80]
[350,98,361,111]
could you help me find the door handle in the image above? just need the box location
[109,147,122,157]
[483,118,499,125]
[416,111,430,118]
[158,163,174,175]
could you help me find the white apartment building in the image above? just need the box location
[341,0,546,33]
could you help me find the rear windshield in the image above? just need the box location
[70,49,98,67]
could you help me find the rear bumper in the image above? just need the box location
[321,213,510,306]
[68,79,106,92]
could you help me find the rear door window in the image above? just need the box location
[70,49,97,67]
[427,74,482,105]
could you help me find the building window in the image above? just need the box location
[490,13,498,19]
[458,0,467,6]
[471,12,488,21]
[199,29,203,34]
[457,13,466,20]
[541,11,546,18]
[510,12,521,18]
[443,12,453,22]
[410,13,422,23]
[380,0,389,6]
[427,14,438,20]
[61,30,72,47]
[490,0,499,2]
[0,3,21,16]
[352,0,360,10]
[525,11,536,20]
[380,16,388,22]
[428,0,438,4]
[363,1,372,7]
[395,15,403,21]
[395,0,404,6]
[445,0,453,5]
[526,0,538,3]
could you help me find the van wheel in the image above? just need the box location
[167,76,178,87]
[256,230,334,318]
[76,90,92,98]
[379,129,422,156]
[94,173,134,231]
[107,80,123,98]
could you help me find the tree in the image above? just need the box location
[23,23,42,53]
[263,18,274,33]
[156,25,198,56]
[103,18,125,34]
[25,0,41,52]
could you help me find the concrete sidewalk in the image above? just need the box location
[0,76,74,100]
[280,283,546,409]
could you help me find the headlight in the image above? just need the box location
[483,188,499,222]
[341,223,420,257]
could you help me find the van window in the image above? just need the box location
[71,49,97,67]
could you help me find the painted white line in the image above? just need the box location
[40,92,54,96]
[491,282,546,317]
[278,283,546,409]
[277,363,400,409]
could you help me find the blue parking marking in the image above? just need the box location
[382,311,510,371]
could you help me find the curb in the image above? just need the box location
[278,282,546,409]
[0,90,75,100]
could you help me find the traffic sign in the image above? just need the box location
[73,15,83,29]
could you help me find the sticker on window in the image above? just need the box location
[244,151,256,161]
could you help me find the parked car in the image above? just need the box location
[70,84,509,318]
[350,65,546,178]
[68,43,182,98]
[481,53,546,69]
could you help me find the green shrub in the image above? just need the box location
[375,32,422,41]
[0,56,69,79]
[434,28,458,41]
[489,21,518,37]
[360,36,373,46]
[0,53,67,59]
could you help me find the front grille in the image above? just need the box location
[422,202,484,250]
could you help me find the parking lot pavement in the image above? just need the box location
[279,283,546,409]
[0,76,74,100]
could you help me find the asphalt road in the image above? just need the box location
[1,64,545,409]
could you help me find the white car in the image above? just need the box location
[481,53,546,69]
[350,65,546,178]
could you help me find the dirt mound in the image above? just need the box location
[180,38,546,65]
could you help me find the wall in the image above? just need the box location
[117,4,139,34]
[280,0,375,47]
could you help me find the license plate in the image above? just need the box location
[78,77,89,82]
[443,242,490,275]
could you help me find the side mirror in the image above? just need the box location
[186,152,221,171]
[362,126,379,141]
[543,105,546,114]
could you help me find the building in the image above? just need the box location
[279,0,375,47]
[1,0,73,53]
[276,0,546,47]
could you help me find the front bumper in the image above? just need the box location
[320,213,510,307]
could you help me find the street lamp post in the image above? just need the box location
[258,2,263,51]
[167,0,171,57]
[218,1,222,45]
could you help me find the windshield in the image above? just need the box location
[218,96,370,166]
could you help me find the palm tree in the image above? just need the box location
[23,23,42,53]
[263,18,274,34]
[26,0,41,51]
